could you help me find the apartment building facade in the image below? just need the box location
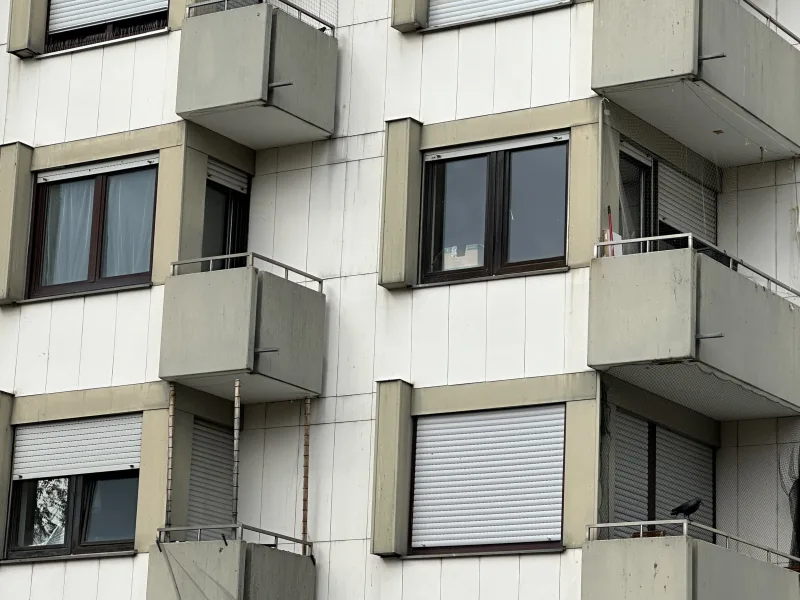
[0,0,799,598]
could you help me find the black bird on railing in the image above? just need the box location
[671,498,703,520]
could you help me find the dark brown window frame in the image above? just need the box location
[419,139,569,285]
[407,405,566,557]
[6,470,139,561]
[27,165,158,300]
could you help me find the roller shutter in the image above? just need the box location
[428,0,569,28]
[48,0,168,34]
[411,404,565,548]
[12,414,142,480]
[611,411,649,537]
[208,158,249,194]
[658,162,717,244]
[655,427,714,541]
[187,419,234,527]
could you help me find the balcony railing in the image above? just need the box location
[587,519,800,569]
[157,523,313,555]
[738,0,800,47]
[594,233,800,302]
[186,0,336,32]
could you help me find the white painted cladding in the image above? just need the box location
[411,404,565,548]
[207,158,249,194]
[48,0,168,33]
[187,419,234,527]
[428,0,570,28]
[12,413,142,480]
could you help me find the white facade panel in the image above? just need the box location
[12,413,143,480]
[411,404,565,548]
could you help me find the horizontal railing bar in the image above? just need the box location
[739,0,800,47]
[593,233,800,299]
[170,252,324,289]
[158,523,312,549]
[587,520,800,565]
[186,0,335,32]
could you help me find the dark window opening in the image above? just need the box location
[28,165,158,299]
[201,180,250,271]
[44,11,168,54]
[7,471,139,560]
[421,139,568,284]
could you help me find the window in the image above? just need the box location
[201,159,251,271]
[421,134,568,284]
[29,156,158,298]
[610,409,715,540]
[44,0,168,53]
[410,404,565,554]
[427,0,570,29]
[7,414,142,559]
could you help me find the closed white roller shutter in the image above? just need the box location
[658,163,717,244]
[428,0,569,28]
[48,0,168,33]
[187,419,234,527]
[611,411,649,537]
[12,414,142,480]
[208,158,249,194]
[655,427,714,540]
[411,404,565,548]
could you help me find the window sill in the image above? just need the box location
[36,28,170,60]
[402,545,566,560]
[17,282,153,305]
[413,265,570,289]
[1,550,137,565]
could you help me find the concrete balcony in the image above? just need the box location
[159,254,325,402]
[176,1,337,149]
[588,237,800,420]
[582,521,800,600]
[592,0,800,166]
[147,525,315,600]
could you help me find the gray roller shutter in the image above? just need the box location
[428,0,569,28]
[187,419,234,527]
[208,158,249,194]
[48,0,168,33]
[658,162,717,244]
[12,414,142,480]
[411,404,565,548]
[655,427,714,541]
[611,411,649,537]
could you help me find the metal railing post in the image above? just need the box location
[232,379,241,525]
[165,384,175,528]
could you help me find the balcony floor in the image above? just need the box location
[172,370,317,402]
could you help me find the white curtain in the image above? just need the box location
[101,168,157,278]
[41,179,94,286]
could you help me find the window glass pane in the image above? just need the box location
[434,156,488,272]
[83,475,139,543]
[14,478,69,547]
[41,179,94,286]
[101,168,157,278]
[507,144,567,263]
[202,183,229,268]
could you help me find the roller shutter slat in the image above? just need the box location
[612,411,649,538]
[208,158,249,194]
[12,414,142,479]
[48,0,168,33]
[411,404,564,548]
[428,0,569,28]
[658,163,717,244]
[187,420,234,530]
